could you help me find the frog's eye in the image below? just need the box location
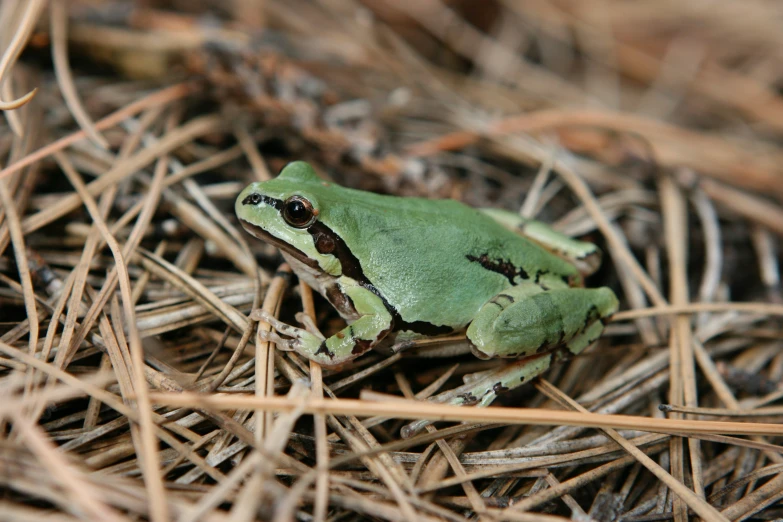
[283,195,316,228]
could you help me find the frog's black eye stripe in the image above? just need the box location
[242,193,284,210]
[283,195,316,228]
[242,193,262,205]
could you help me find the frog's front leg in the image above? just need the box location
[257,279,393,367]
[402,283,618,437]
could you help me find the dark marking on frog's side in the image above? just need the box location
[492,382,509,395]
[390,312,452,336]
[307,221,453,337]
[315,341,335,360]
[466,254,529,283]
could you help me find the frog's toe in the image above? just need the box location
[294,312,322,335]
[251,310,300,335]
[249,309,275,323]
[257,329,295,351]
[252,309,326,355]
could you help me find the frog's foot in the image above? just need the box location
[250,281,394,367]
[400,353,553,438]
[251,309,325,354]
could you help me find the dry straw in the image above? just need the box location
[1,1,782,521]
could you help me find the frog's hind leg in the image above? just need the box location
[467,284,618,361]
[401,284,617,438]
[480,208,602,276]
[401,353,554,438]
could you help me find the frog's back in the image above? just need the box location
[319,186,580,331]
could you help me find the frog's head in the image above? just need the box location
[235,162,342,275]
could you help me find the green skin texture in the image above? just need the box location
[236,162,618,430]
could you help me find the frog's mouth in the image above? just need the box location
[239,218,320,270]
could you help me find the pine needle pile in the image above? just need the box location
[1,1,782,520]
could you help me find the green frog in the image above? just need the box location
[236,162,618,434]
